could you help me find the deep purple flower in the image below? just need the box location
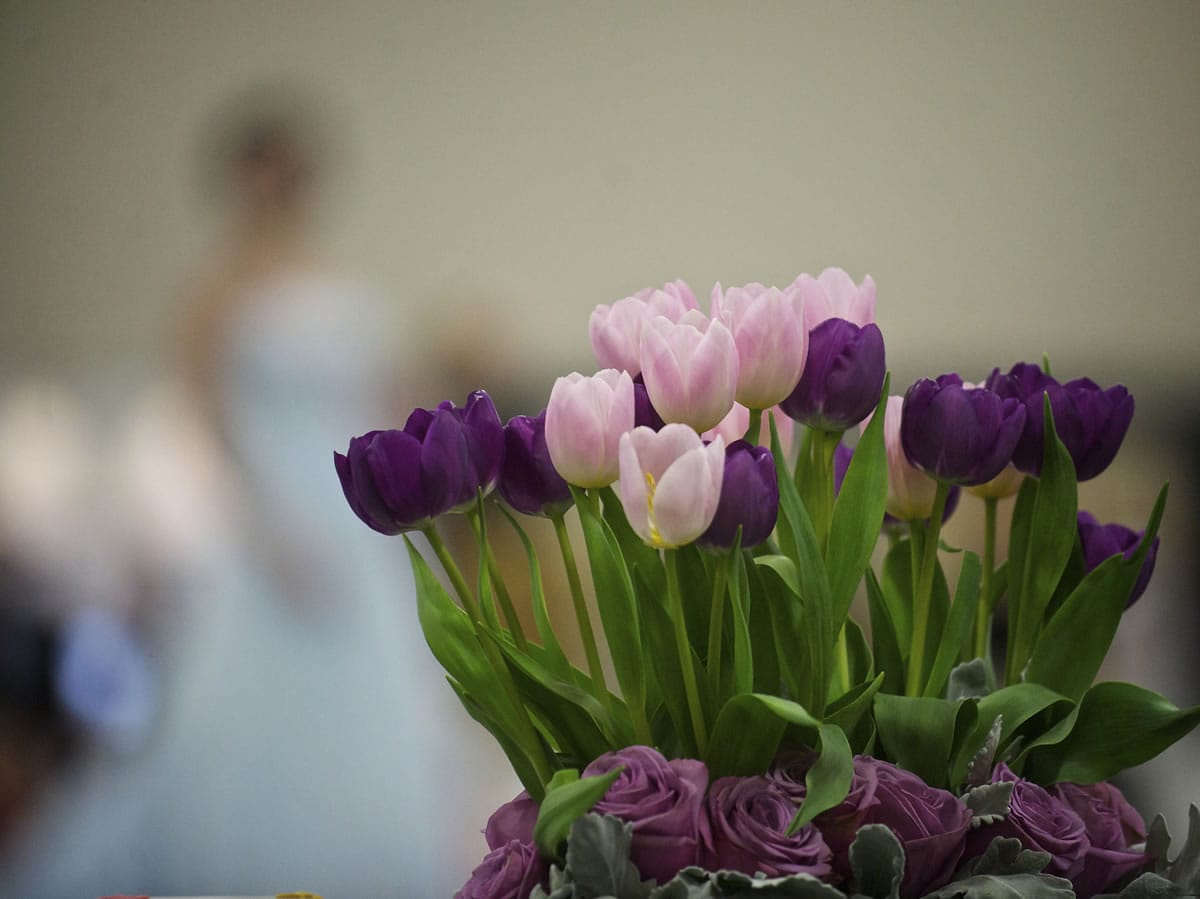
[779,319,886,432]
[335,416,471,534]
[582,745,709,885]
[633,373,666,430]
[698,440,779,550]
[703,776,833,880]
[498,411,573,518]
[1077,511,1159,607]
[455,839,547,899]
[484,790,539,850]
[966,763,1090,881]
[768,750,879,884]
[842,756,973,897]
[901,374,1026,486]
[446,389,506,497]
[833,442,959,530]
[986,364,1134,481]
[1051,781,1148,898]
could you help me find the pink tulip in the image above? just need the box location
[589,280,699,375]
[704,403,795,455]
[712,283,808,410]
[618,424,725,549]
[545,369,635,488]
[640,311,739,432]
[870,395,941,522]
[792,268,877,333]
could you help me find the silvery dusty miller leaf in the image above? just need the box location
[564,813,653,899]
[1165,804,1200,895]
[947,659,992,702]
[848,823,903,899]
[1101,871,1185,898]
[956,836,1049,878]
[965,715,1004,788]
[962,782,1014,829]
[922,872,1075,898]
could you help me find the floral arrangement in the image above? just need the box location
[335,271,1200,898]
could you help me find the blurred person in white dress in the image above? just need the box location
[1,91,500,898]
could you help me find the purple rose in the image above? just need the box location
[851,756,973,897]
[485,790,539,850]
[456,839,546,899]
[966,763,1090,881]
[1051,781,1148,898]
[703,776,833,880]
[582,745,709,885]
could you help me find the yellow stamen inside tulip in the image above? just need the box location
[644,471,667,549]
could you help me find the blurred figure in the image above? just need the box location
[1,89,478,897]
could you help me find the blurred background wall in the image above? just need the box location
[1,1,1197,896]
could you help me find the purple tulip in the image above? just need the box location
[455,839,547,899]
[498,411,572,518]
[966,763,1090,881]
[837,756,973,897]
[900,374,1026,486]
[698,440,779,551]
[779,319,886,432]
[582,745,710,885]
[1051,781,1148,898]
[986,364,1134,481]
[1077,511,1159,607]
[335,413,472,534]
[703,776,833,880]
[405,390,505,498]
[484,790,539,850]
[633,374,666,431]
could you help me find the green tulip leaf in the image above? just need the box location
[533,767,623,859]
[1025,483,1167,700]
[1006,397,1077,683]
[865,568,906,696]
[873,693,977,789]
[498,506,572,680]
[827,379,889,627]
[924,550,982,698]
[1022,682,1200,784]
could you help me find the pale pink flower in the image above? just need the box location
[712,283,808,410]
[545,369,635,488]
[703,403,795,455]
[640,311,739,433]
[589,280,698,375]
[618,424,725,549]
[869,395,940,522]
[792,268,877,333]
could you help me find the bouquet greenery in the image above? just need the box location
[335,272,1199,898]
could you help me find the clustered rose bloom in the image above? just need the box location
[461,749,1153,899]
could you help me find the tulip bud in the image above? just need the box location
[712,283,807,410]
[640,311,740,433]
[986,363,1134,482]
[632,374,666,431]
[618,424,725,549]
[1077,511,1159,607]
[779,319,886,431]
[545,370,635,488]
[698,440,779,550]
[872,396,945,521]
[792,267,877,332]
[900,374,1026,486]
[499,410,573,517]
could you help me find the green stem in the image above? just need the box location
[469,510,528,651]
[813,429,839,557]
[422,525,553,788]
[905,482,951,697]
[705,557,729,700]
[744,407,764,444]
[793,426,814,494]
[424,526,482,625]
[665,549,707,757]
[973,497,998,660]
[552,513,614,721]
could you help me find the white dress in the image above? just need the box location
[1,273,505,897]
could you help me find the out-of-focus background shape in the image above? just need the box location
[1,2,1197,897]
